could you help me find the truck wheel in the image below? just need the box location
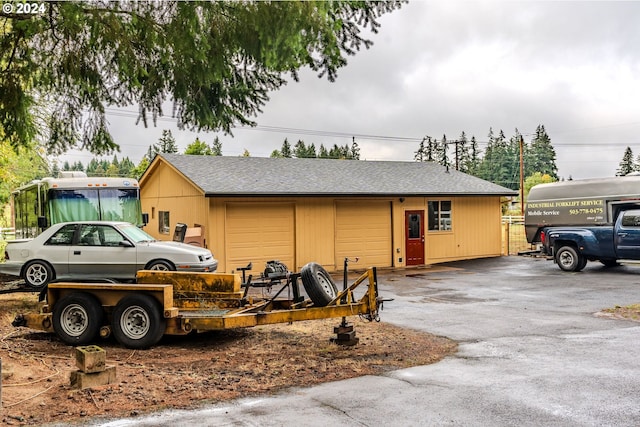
[52,293,103,345]
[23,260,53,290]
[555,246,583,272]
[600,259,619,268]
[301,262,338,307]
[578,256,588,271]
[112,294,166,349]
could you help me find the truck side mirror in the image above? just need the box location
[37,216,48,228]
[141,213,149,226]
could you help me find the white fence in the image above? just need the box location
[0,228,15,240]
[501,215,531,255]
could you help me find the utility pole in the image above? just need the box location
[520,135,525,216]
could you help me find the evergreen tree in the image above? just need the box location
[292,139,309,159]
[51,162,61,178]
[438,135,449,168]
[157,129,178,154]
[466,136,480,175]
[211,137,223,156]
[427,136,438,162]
[144,145,158,162]
[328,144,340,159]
[456,131,470,172]
[119,157,135,177]
[476,128,520,189]
[616,147,635,176]
[350,141,360,160]
[86,159,100,175]
[307,143,317,158]
[414,138,426,162]
[270,149,283,158]
[62,161,71,171]
[318,144,330,158]
[525,124,558,180]
[280,139,292,158]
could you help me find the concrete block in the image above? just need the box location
[75,345,106,373]
[70,365,117,390]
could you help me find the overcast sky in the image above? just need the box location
[61,0,640,180]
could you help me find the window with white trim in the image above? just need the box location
[428,201,452,231]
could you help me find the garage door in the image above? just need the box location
[225,203,295,272]
[335,201,392,268]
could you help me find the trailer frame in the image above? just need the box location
[13,263,383,349]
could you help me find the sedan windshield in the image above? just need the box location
[119,224,156,243]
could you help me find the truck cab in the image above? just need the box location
[526,176,640,272]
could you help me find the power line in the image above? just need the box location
[102,107,640,150]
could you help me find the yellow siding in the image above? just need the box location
[224,203,295,272]
[140,160,207,243]
[424,196,502,263]
[141,160,506,273]
[335,201,392,268]
[295,198,336,271]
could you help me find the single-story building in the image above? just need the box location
[139,154,517,273]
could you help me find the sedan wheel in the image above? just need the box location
[147,260,174,271]
[23,261,53,289]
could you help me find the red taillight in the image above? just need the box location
[540,230,546,244]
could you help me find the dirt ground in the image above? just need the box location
[0,286,457,426]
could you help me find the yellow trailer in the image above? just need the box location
[12,262,384,349]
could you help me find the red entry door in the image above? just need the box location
[405,210,425,265]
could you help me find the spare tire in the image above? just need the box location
[300,262,339,307]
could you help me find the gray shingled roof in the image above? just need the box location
[153,154,517,197]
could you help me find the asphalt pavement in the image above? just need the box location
[91,256,640,427]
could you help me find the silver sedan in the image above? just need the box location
[0,221,218,289]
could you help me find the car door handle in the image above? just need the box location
[618,233,628,237]
[74,250,81,255]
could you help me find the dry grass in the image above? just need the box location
[0,292,457,425]
[601,304,640,321]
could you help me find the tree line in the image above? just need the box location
[1,123,559,210]
[54,125,559,192]
[54,130,363,181]
[414,124,558,191]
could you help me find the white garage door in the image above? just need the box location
[225,203,295,272]
[335,201,392,268]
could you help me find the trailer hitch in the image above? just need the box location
[12,313,26,327]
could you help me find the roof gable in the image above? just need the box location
[153,154,517,197]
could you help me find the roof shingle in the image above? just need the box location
[153,154,517,197]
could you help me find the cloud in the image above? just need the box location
[60,0,640,180]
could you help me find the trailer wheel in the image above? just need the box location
[52,293,103,345]
[112,294,166,349]
[555,246,583,272]
[301,262,338,307]
[23,260,53,290]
